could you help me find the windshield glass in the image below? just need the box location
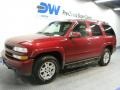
[38,22,72,36]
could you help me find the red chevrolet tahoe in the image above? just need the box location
[2,19,116,84]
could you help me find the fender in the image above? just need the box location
[103,42,113,48]
[102,42,114,53]
[30,46,66,68]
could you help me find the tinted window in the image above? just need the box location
[103,25,115,36]
[73,22,88,37]
[90,24,102,36]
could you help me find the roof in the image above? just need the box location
[67,19,108,24]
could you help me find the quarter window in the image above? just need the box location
[90,24,102,36]
[103,25,115,36]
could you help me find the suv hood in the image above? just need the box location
[6,34,63,45]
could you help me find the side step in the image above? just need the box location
[62,65,89,75]
[62,61,98,75]
[64,57,99,69]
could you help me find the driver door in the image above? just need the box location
[65,22,92,63]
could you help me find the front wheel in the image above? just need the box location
[32,56,59,84]
[98,49,111,66]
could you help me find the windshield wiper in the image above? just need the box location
[43,32,54,36]
[37,32,43,34]
[43,32,52,34]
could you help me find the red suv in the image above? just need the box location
[2,19,116,84]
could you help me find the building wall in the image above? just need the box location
[0,0,120,55]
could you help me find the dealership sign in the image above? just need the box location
[37,2,61,15]
[37,2,92,19]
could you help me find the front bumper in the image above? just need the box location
[2,51,33,76]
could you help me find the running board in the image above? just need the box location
[64,57,100,69]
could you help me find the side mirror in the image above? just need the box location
[70,32,81,38]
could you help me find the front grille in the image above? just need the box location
[5,51,13,58]
[5,44,27,60]
[5,44,14,59]
[5,44,13,50]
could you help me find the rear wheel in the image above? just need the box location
[98,48,111,66]
[32,56,59,84]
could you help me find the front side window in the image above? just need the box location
[73,22,88,37]
[103,24,115,36]
[90,23,102,36]
[38,22,71,36]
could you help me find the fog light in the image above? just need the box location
[13,55,28,60]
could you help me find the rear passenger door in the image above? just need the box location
[89,23,105,57]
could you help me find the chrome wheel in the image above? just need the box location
[39,62,56,80]
[103,52,110,63]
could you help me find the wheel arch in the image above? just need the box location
[105,45,113,54]
[32,51,65,70]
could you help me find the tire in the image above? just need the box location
[98,48,111,66]
[31,55,59,84]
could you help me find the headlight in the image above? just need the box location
[13,54,28,60]
[13,47,28,53]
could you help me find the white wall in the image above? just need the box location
[0,0,120,55]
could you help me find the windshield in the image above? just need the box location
[38,22,72,36]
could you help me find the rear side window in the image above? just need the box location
[103,25,115,36]
[90,23,102,36]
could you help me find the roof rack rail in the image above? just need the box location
[65,18,108,24]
